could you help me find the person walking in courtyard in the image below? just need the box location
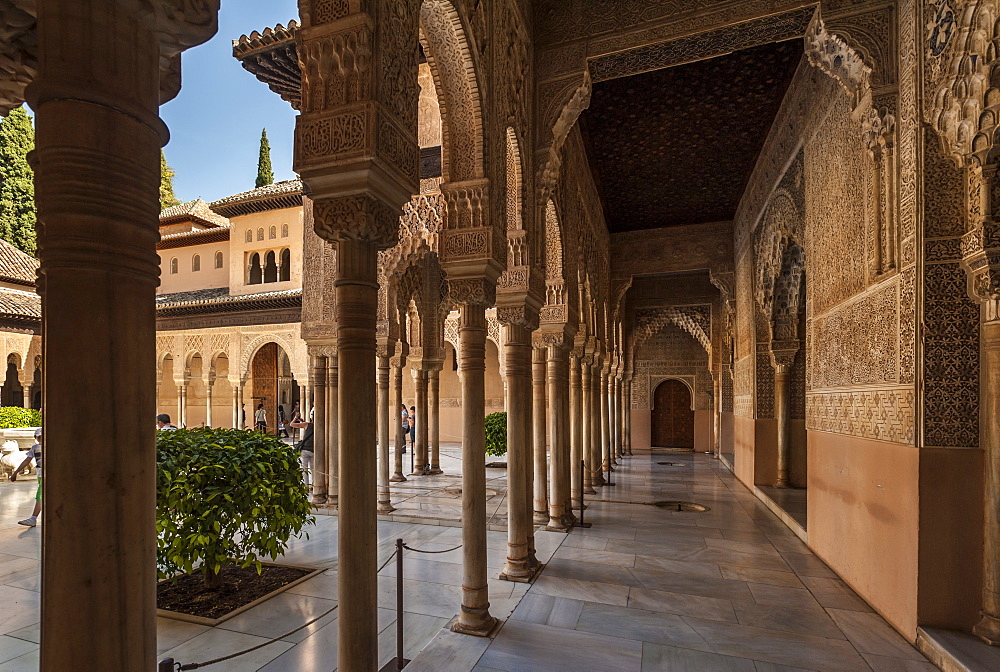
[254,403,267,433]
[400,403,409,454]
[409,405,417,453]
[156,414,177,430]
[289,412,314,490]
[10,428,42,527]
[277,404,288,438]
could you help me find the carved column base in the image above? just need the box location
[377,501,396,515]
[533,510,549,524]
[390,473,407,483]
[500,557,543,584]
[450,609,500,638]
[427,466,444,475]
[312,494,328,505]
[974,612,1000,646]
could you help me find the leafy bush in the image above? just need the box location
[0,406,40,429]
[485,412,507,457]
[156,428,314,588]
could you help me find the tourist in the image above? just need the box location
[289,412,314,489]
[9,428,42,527]
[400,404,409,454]
[254,403,267,433]
[409,405,417,452]
[277,404,288,438]
[156,414,177,430]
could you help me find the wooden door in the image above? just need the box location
[651,379,694,448]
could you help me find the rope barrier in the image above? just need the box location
[168,550,399,671]
[401,542,463,554]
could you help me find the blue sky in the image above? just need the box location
[161,0,299,204]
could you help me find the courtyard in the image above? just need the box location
[0,448,942,672]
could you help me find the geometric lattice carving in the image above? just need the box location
[806,389,915,445]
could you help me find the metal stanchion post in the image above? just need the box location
[158,659,175,672]
[380,538,409,672]
[575,460,591,528]
[605,456,615,486]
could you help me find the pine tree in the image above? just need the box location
[256,128,274,188]
[160,150,180,209]
[0,106,37,256]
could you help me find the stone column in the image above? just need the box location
[590,360,605,486]
[377,352,394,513]
[600,367,611,471]
[546,344,571,532]
[327,358,339,505]
[500,321,534,581]
[311,356,328,504]
[412,367,429,475]
[771,345,797,488]
[608,373,618,465]
[390,354,408,483]
[28,1,215,665]
[569,351,583,507]
[975,317,1000,644]
[428,368,442,474]
[532,346,548,522]
[581,359,597,493]
[613,375,622,460]
[334,238,381,664]
[232,382,241,429]
[451,301,497,636]
[624,378,633,456]
[205,380,213,428]
[177,383,186,428]
[713,374,722,458]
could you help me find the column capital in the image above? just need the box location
[769,341,799,372]
[312,194,402,249]
[497,305,540,332]
[449,277,498,309]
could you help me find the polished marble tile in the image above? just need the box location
[509,593,584,629]
[531,575,630,606]
[800,576,873,612]
[160,627,293,672]
[641,642,756,672]
[827,609,924,660]
[217,591,338,643]
[0,649,36,672]
[575,602,713,652]
[747,583,819,608]
[628,566,754,602]
[633,555,724,579]
[860,653,937,671]
[155,617,210,656]
[719,564,803,588]
[732,601,844,640]
[552,545,635,568]
[627,586,737,623]
[683,617,871,671]
[406,628,493,672]
[0,637,34,666]
[479,619,642,672]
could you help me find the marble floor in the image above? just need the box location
[0,450,939,671]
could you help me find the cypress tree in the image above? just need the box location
[256,128,274,188]
[160,150,180,209]
[0,106,37,256]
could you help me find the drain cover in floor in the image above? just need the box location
[653,500,710,512]
[657,461,685,466]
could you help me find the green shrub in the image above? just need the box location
[156,428,314,589]
[0,406,40,429]
[485,412,507,457]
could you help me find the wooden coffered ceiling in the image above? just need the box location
[578,39,804,234]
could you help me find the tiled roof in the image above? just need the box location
[210,180,303,218]
[157,227,231,250]
[0,286,40,320]
[156,287,301,312]
[233,22,301,109]
[0,239,38,287]
[160,199,231,228]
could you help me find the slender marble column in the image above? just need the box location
[311,356,328,504]
[452,303,497,636]
[590,361,605,486]
[975,317,1000,644]
[335,239,380,665]
[390,355,407,483]
[569,352,583,507]
[532,346,548,523]
[205,382,213,428]
[581,360,596,493]
[327,359,339,505]
[546,344,571,532]
[177,384,186,428]
[377,353,394,513]
[500,323,533,581]
[608,374,618,465]
[624,379,633,455]
[428,368,442,474]
[771,347,796,488]
[600,368,611,471]
[28,2,191,663]
[412,368,429,475]
[232,382,241,429]
[713,375,722,458]
[613,376,622,460]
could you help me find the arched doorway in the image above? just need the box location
[3,355,23,407]
[247,342,298,436]
[651,379,694,449]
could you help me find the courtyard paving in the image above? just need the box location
[0,446,938,671]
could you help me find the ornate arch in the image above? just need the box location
[754,191,803,318]
[419,0,485,183]
[537,70,592,202]
[241,334,297,380]
[650,376,697,411]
